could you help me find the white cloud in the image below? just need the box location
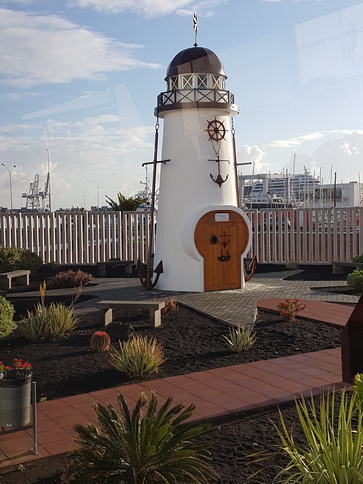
[0,8,160,89]
[1,115,155,208]
[71,0,226,16]
[238,144,266,172]
[269,139,302,148]
[265,130,363,181]
[72,0,191,15]
[268,131,325,148]
[44,116,154,158]
[313,132,363,165]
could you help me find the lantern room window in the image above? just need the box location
[166,73,227,92]
[169,76,178,90]
[197,74,208,89]
[212,75,224,89]
[181,74,193,89]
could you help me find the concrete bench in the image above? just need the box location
[96,300,166,328]
[332,261,362,275]
[0,270,30,290]
[98,261,134,277]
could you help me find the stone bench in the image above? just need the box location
[97,260,135,277]
[96,300,166,328]
[332,261,362,275]
[0,270,31,290]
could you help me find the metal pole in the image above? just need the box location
[1,163,16,211]
[46,149,52,212]
[31,381,38,454]
[146,123,160,276]
[231,123,240,208]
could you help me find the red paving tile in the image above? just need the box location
[52,413,93,430]
[36,427,73,446]
[41,438,78,455]
[257,298,353,326]
[0,301,351,472]
[6,447,50,466]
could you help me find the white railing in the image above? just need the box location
[246,206,363,264]
[0,211,153,265]
[0,207,362,265]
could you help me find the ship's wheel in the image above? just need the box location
[206,118,226,142]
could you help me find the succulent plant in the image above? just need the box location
[90,331,111,353]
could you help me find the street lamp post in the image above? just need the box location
[1,163,16,212]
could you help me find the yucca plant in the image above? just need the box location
[19,302,79,341]
[64,391,218,483]
[354,373,363,411]
[110,335,166,378]
[223,325,256,352]
[273,389,363,483]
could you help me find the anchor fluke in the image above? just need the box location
[137,259,163,290]
[210,172,229,187]
[243,256,257,282]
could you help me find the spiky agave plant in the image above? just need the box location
[20,302,78,341]
[110,335,166,378]
[64,391,218,484]
[223,325,256,352]
[274,389,363,483]
[248,388,363,482]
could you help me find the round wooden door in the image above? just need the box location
[194,210,249,292]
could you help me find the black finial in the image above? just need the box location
[193,14,199,47]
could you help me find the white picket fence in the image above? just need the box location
[0,207,362,266]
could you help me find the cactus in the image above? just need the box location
[90,331,111,353]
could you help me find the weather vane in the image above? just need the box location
[193,13,199,47]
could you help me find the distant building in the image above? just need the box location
[239,172,363,208]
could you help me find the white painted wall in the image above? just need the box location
[154,107,251,291]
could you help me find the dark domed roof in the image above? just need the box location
[166,46,226,78]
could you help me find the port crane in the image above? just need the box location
[22,173,50,211]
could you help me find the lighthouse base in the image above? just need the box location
[154,206,251,293]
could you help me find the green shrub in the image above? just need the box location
[347,269,363,293]
[0,246,42,272]
[47,269,93,289]
[223,326,256,352]
[353,253,363,264]
[110,335,165,378]
[65,391,217,483]
[19,302,78,341]
[0,296,16,338]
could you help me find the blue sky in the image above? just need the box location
[1,0,362,210]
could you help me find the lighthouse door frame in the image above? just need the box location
[194,208,251,292]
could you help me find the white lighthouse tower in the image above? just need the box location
[153,41,252,292]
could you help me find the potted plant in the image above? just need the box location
[0,358,32,428]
